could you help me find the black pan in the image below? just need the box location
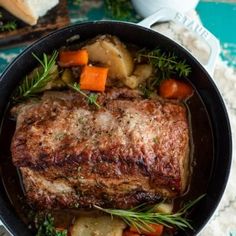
[0,20,232,236]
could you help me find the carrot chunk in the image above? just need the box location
[159,79,193,100]
[130,224,164,236]
[80,65,108,92]
[59,49,88,67]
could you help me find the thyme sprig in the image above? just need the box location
[95,195,204,233]
[13,51,58,101]
[68,82,101,108]
[137,48,191,78]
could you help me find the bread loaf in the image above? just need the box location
[0,0,59,25]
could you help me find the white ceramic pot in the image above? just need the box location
[131,0,200,18]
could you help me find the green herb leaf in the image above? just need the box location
[137,48,191,91]
[94,195,205,233]
[13,51,58,101]
[88,93,99,106]
[0,11,17,31]
[0,21,17,32]
[139,84,153,99]
[36,214,67,236]
[104,0,133,20]
[68,82,101,108]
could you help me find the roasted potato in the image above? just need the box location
[84,36,154,89]
[153,202,174,214]
[70,215,126,236]
[124,64,153,89]
[84,35,134,81]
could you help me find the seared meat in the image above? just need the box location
[11,88,190,209]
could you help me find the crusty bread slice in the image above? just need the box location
[0,0,59,25]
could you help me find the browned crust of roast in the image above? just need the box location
[11,88,190,209]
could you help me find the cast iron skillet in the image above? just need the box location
[0,20,232,236]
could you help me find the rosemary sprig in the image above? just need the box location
[95,195,204,233]
[68,82,100,108]
[137,48,191,90]
[13,51,58,101]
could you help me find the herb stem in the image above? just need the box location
[23,52,57,97]
[94,195,204,233]
[139,53,181,65]
[137,48,191,80]
[68,82,101,108]
[13,51,58,101]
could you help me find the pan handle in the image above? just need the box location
[138,8,220,76]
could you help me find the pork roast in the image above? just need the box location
[11,88,190,209]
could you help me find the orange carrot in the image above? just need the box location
[130,224,164,236]
[123,230,141,236]
[59,49,88,67]
[80,65,108,92]
[159,79,193,100]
